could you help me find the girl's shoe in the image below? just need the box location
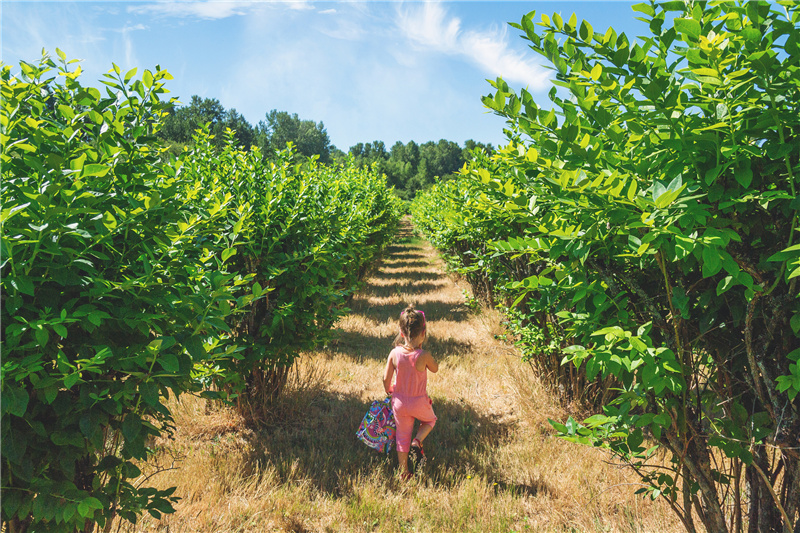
[401,471,413,482]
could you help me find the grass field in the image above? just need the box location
[116,220,688,533]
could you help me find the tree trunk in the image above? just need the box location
[668,431,729,533]
[783,453,800,533]
[747,448,783,533]
[5,517,30,533]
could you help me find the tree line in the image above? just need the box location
[158,95,493,200]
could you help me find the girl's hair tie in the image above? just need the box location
[401,308,425,324]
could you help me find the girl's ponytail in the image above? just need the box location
[394,305,426,346]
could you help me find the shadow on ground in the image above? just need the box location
[386,252,427,261]
[370,269,442,281]
[328,329,473,362]
[232,386,550,498]
[367,281,448,298]
[349,299,473,325]
[225,219,554,499]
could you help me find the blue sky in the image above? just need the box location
[2,1,648,151]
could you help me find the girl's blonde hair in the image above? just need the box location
[394,305,426,346]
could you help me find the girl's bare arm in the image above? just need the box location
[383,353,395,394]
[424,350,438,373]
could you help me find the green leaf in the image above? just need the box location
[580,20,593,41]
[3,387,30,417]
[81,164,111,178]
[791,313,800,335]
[735,165,753,188]
[630,337,647,352]
[627,430,644,451]
[584,414,613,427]
[252,282,263,297]
[9,276,35,296]
[632,3,655,17]
[102,211,117,231]
[702,246,722,278]
[35,327,50,347]
[160,354,179,372]
[717,276,736,295]
[221,247,237,262]
[142,69,154,89]
[139,381,159,406]
[77,497,103,518]
[122,414,142,442]
[566,416,578,434]
[64,373,81,389]
[62,504,77,523]
[766,243,800,262]
[124,67,138,83]
[653,413,671,427]
[742,27,761,42]
[674,17,701,39]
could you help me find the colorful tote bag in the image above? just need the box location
[356,397,396,453]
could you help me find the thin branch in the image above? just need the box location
[750,459,792,532]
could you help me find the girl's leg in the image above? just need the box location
[397,450,410,476]
[393,405,414,477]
[414,421,435,444]
[409,397,437,445]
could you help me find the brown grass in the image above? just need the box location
[116,219,688,533]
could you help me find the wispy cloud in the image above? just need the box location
[286,1,315,11]
[121,24,145,68]
[396,2,549,90]
[129,1,253,20]
[318,17,365,41]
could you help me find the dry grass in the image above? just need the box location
[116,220,688,533]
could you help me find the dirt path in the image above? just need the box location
[125,220,685,533]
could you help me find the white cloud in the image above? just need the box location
[128,1,252,20]
[286,1,315,11]
[397,2,460,52]
[395,2,549,90]
[319,8,337,15]
[120,24,147,32]
[121,25,142,68]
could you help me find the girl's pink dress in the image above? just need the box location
[390,346,437,453]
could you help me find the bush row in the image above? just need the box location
[413,3,799,531]
[1,52,401,532]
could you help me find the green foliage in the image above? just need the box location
[414,2,800,531]
[350,139,494,201]
[159,95,260,151]
[259,109,333,164]
[2,51,248,531]
[1,51,401,532]
[181,135,402,414]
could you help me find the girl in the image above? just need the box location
[383,305,438,479]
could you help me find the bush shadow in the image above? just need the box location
[370,268,441,281]
[386,252,426,261]
[368,281,448,298]
[350,299,473,325]
[328,328,473,362]
[238,387,550,498]
[326,329,396,362]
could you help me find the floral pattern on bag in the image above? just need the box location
[356,397,396,453]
